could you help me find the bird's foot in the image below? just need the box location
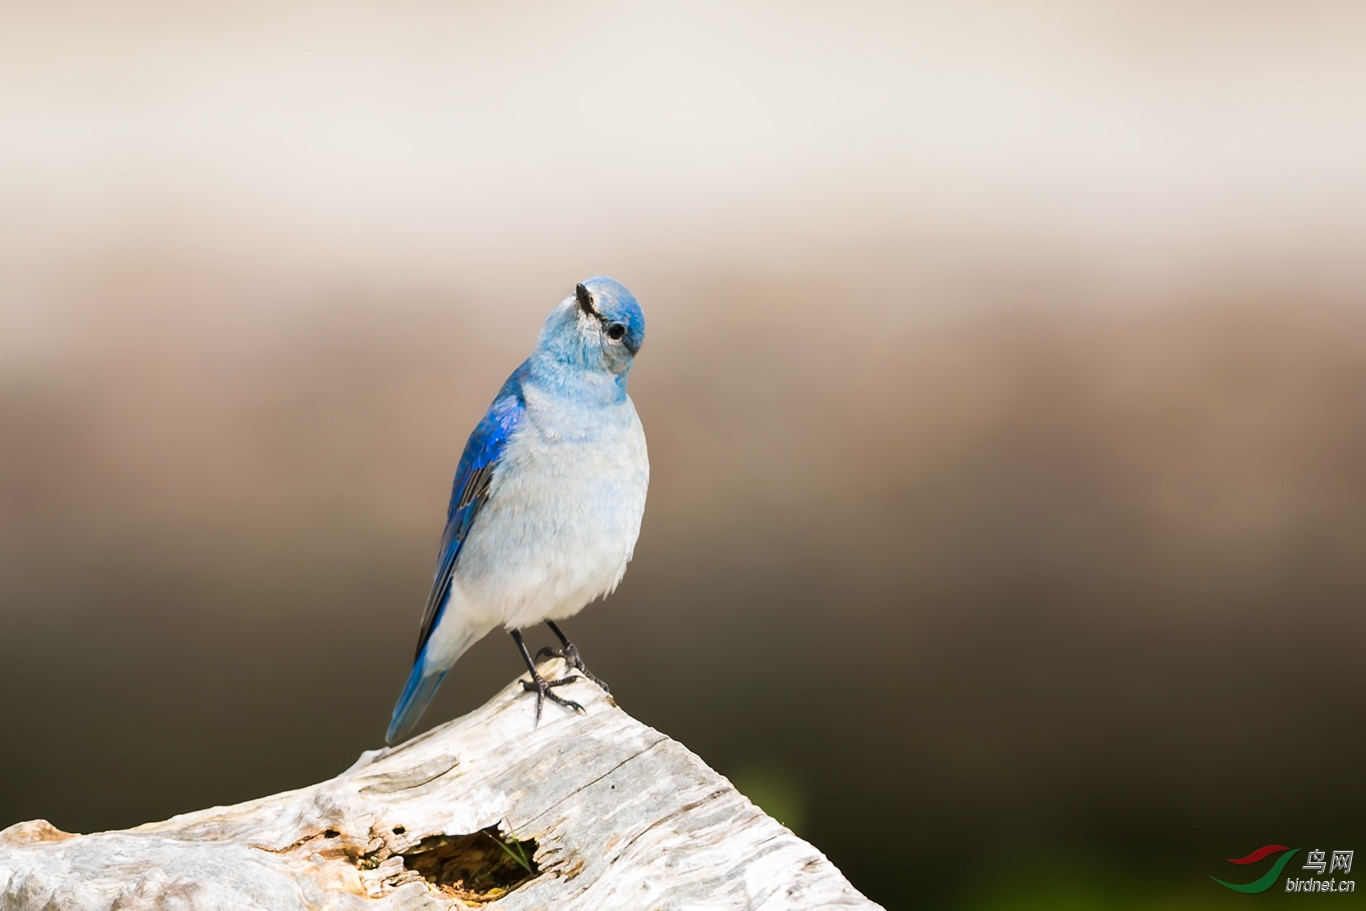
[534,642,610,694]
[520,670,585,726]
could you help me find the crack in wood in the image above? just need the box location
[0,665,882,910]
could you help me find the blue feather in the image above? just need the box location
[411,364,529,661]
[385,364,527,743]
[386,641,449,743]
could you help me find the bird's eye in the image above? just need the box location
[606,323,626,341]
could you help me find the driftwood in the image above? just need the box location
[0,660,881,910]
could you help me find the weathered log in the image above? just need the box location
[0,661,881,910]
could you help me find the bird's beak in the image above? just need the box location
[575,283,599,319]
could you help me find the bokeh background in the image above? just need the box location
[2,3,1364,908]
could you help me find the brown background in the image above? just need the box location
[2,4,1364,908]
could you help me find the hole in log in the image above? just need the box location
[397,826,538,903]
[323,829,340,839]
[392,826,405,835]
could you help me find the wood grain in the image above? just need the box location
[0,661,881,910]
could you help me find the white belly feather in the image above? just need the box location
[449,391,649,632]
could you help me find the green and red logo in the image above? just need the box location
[1211,845,1300,893]
[1212,845,1355,893]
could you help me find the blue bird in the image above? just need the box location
[387,278,648,743]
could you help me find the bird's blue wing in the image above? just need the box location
[411,363,528,660]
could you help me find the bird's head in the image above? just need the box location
[535,277,645,378]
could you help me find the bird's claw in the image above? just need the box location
[520,672,585,726]
[537,642,611,694]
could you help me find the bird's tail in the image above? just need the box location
[386,653,448,744]
[385,618,493,744]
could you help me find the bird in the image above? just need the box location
[386,278,649,744]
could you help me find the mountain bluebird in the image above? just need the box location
[386,279,648,743]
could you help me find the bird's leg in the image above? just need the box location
[511,629,583,725]
[533,621,611,694]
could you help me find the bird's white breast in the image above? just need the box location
[451,386,649,631]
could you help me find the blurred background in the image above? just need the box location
[2,2,1364,908]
